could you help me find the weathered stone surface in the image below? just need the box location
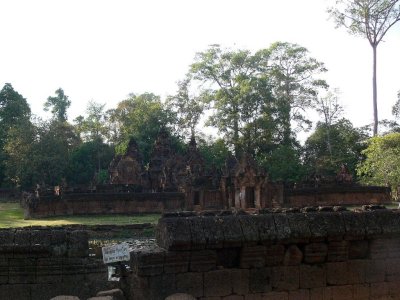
[156,217,191,251]
[203,217,225,249]
[288,289,309,300]
[365,259,386,283]
[217,248,241,268]
[164,251,190,273]
[67,230,88,257]
[255,214,276,244]
[204,269,234,297]
[176,272,203,298]
[131,246,165,276]
[272,266,299,291]
[190,249,217,272]
[239,215,260,245]
[231,269,249,295]
[342,211,366,240]
[348,240,368,259]
[326,262,348,285]
[188,217,207,250]
[303,243,327,264]
[165,293,196,300]
[347,260,367,284]
[299,265,326,288]
[283,245,303,266]
[249,267,272,293]
[220,216,244,248]
[323,285,353,300]
[265,244,285,266]
[273,214,291,242]
[286,213,311,243]
[327,240,348,262]
[240,246,266,268]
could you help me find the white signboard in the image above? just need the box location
[102,242,130,264]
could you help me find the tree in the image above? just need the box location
[0,83,31,186]
[108,93,178,163]
[166,76,205,138]
[268,42,328,145]
[357,132,400,196]
[74,101,108,142]
[190,45,273,156]
[44,88,71,122]
[304,119,368,178]
[328,0,400,136]
[313,90,344,157]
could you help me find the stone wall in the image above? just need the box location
[283,186,391,208]
[26,192,185,218]
[129,208,400,299]
[0,228,110,300]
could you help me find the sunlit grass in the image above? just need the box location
[0,202,160,228]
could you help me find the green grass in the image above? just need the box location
[0,203,161,228]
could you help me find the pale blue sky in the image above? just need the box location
[1,0,399,133]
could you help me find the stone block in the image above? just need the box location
[327,240,348,262]
[244,295,262,300]
[309,288,323,300]
[265,244,285,266]
[221,216,244,248]
[259,291,288,300]
[188,217,207,250]
[387,281,400,299]
[239,215,260,245]
[303,242,327,264]
[370,238,400,260]
[0,284,31,299]
[217,248,240,268]
[326,262,348,285]
[271,266,299,291]
[176,272,203,298]
[231,269,249,295]
[348,240,368,259]
[255,214,276,244]
[8,257,36,284]
[14,229,30,247]
[288,289,309,300]
[273,214,291,242]
[347,259,367,284]
[299,264,326,289]
[365,259,385,283]
[363,211,383,237]
[370,282,389,299]
[352,284,370,300]
[249,267,272,293]
[323,285,353,300]
[147,273,177,300]
[222,296,244,300]
[67,230,88,257]
[190,249,217,272]
[49,296,80,300]
[87,297,112,300]
[164,251,190,273]
[0,229,14,248]
[341,211,366,240]
[131,246,165,276]
[36,257,63,283]
[165,294,196,300]
[283,245,302,266]
[286,213,311,243]
[156,217,192,251]
[385,258,400,282]
[203,217,225,249]
[240,246,266,268]
[204,269,233,297]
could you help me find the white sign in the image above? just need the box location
[102,242,130,264]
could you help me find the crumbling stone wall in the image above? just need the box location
[25,192,185,218]
[129,208,400,299]
[0,228,109,300]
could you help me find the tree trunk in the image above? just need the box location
[372,45,378,136]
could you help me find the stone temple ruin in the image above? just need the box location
[24,129,390,218]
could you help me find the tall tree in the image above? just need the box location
[190,45,273,156]
[0,83,31,186]
[268,42,328,145]
[166,76,205,138]
[328,0,400,135]
[44,88,71,122]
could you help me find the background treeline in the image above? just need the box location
[1,42,400,192]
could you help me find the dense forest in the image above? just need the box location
[1,42,400,193]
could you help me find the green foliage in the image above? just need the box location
[197,136,231,169]
[108,93,180,163]
[304,119,367,178]
[357,133,400,194]
[0,83,32,187]
[44,88,71,122]
[67,139,114,185]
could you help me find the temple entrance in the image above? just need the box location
[245,187,255,208]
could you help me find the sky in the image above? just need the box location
[1,0,400,134]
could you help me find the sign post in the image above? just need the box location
[102,242,131,281]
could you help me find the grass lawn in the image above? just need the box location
[0,202,161,228]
